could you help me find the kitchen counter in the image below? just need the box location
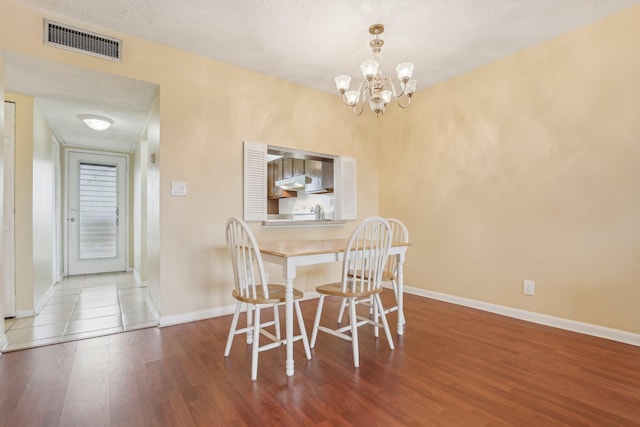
[262,216,345,228]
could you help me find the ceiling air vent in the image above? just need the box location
[44,19,122,62]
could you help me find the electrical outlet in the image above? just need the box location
[523,280,535,296]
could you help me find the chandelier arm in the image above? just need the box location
[340,93,353,107]
[396,81,408,98]
[353,83,367,115]
[396,96,412,109]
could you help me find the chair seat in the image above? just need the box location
[316,282,383,298]
[233,284,304,304]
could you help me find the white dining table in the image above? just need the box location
[259,238,409,377]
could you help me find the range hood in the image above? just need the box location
[275,175,311,191]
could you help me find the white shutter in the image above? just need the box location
[243,141,267,221]
[335,156,357,220]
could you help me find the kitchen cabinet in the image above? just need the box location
[282,157,293,179]
[267,158,283,198]
[305,159,334,193]
[268,158,297,199]
[304,160,322,193]
[293,158,305,176]
[322,160,334,192]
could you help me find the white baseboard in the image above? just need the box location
[159,305,236,327]
[0,333,8,352]
[152,285,639,347]
[407,287,640,347]
[34,285,57,315]
[158,292,320,327]
[133,270,149,287]
[146,296,161,325]
[16,310,35,318]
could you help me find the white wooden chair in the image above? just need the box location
[310,217,394,368]
[224,217,311,380]
[337,218,409,328]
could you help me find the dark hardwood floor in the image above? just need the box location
[1,290,639,426]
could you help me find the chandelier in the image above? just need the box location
[334,24,417,116]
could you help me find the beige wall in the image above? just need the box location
[154,45,378,317]
[2,0,637,334]
[0,54,4,326]
[0,0,379,319]
[132,128,148,284]
[145,94,160,312]
[5,92,34,313]
[31,100,55,305]
[3,92,56,313]
[379,6,640,333]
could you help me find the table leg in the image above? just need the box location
[284,263,296,376]
[396,255,405,335]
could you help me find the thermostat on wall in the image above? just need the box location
[171,181,187,196]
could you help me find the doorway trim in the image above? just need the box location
[64,148,129,276]
[52,137,63,283]
[3,101,16,318]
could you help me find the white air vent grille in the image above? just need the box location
[44,19,122,62]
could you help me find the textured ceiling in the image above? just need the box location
[4,0,640,151]
[2,51,158,153]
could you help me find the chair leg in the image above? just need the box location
[337,298,347,323]
[295,300,312,360]
[246,303,254,344]
[251,306,261,381]
[349,298,359,368]
[374,294,394,350]
[372,296,379,338]
[310,295,325,348]
[339,296,373,324]
[224,302,242,357]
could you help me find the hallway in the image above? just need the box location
[2,272,156,352]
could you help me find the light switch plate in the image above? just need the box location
[171,181,187,196]
[523,280,535,296]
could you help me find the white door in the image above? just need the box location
[67,151,127,275]
[3,102,16,317]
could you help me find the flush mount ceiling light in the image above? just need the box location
[334,24,417,117]
[80,114,113,131]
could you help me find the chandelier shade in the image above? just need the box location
[334,75,352,92]
[395,62,415,82]
[334,24,416,116]
[360,59,380,80]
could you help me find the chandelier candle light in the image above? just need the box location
[334,24,417,116]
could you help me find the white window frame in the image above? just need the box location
[242,141,356,222]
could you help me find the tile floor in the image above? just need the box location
[2,272,157,352]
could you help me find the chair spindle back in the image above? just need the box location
[342,217,392,294]
[225,217,269,300]
[384,218,409,276]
